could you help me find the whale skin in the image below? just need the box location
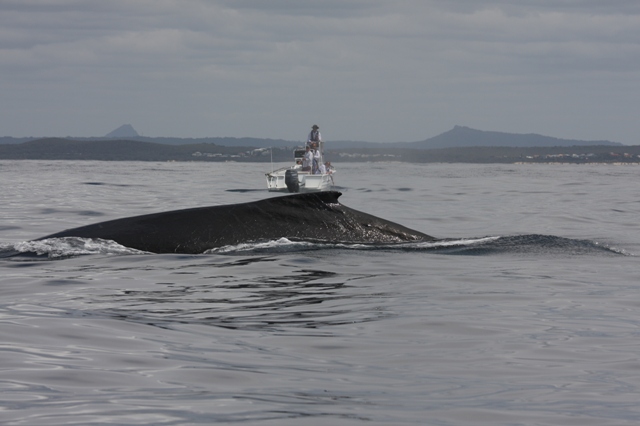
[37,191,436,254]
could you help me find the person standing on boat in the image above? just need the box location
[307,125,321,148]
[312,147,322,173]
[302,145,313,171]
[325,162,333,174]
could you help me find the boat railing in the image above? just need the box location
[265,166,291,176]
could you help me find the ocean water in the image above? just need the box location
[1,160,639,425]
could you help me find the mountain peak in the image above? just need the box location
[413,126,620,148]
[105,124,139,138]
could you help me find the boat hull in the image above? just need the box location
[266,168,333,193]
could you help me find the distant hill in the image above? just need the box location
[0,138,289,161]
[0,125,623,150]
[405,126,622,149]
[0,136,33,145]
[78,136,298,148]
[1,137,638,163]
[105,124,139,138]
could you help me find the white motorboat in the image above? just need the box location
[265,142,335,193]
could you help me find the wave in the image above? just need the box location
[426,234,630,256]
[0,237,146,259]
[1,234,629,259]
[206,236,499,254]
[210,235,628,256]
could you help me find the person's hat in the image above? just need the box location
[312,124,319,129]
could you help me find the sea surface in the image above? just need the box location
[1,160,639,425]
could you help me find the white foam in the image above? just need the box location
[13,237,146,258]
[206,236,501,254]
[207,237,320,254]
[414,236,501,248]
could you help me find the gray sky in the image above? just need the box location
[2,1,639,143]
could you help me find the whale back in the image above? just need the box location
[38,191,436,253]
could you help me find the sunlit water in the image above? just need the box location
[1,160,639,425]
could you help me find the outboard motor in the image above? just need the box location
[284,169,299,193]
